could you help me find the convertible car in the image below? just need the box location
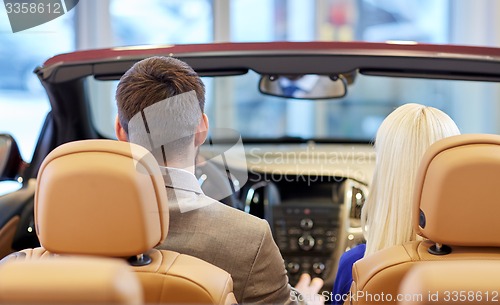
[1,41,500,294]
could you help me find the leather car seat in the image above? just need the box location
[0,256,143,304]
[399,260,500,305]
[349,134,500,304]
[2,140,237,305]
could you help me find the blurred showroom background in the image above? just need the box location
[0,0,499,162]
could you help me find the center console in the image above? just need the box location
[273,202,339,284]
[243,174,367,286]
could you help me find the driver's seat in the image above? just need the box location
[3,140,236,305]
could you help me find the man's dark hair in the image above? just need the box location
[116,56,205,134]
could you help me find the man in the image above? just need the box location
[114,56,323,304]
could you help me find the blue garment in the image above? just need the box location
[331,244,366,305]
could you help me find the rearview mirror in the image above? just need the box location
[0,134,23,181]
[259,74,348,100]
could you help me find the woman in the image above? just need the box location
[332,103,460,304]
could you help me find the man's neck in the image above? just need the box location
[161,160,196,175]
[159,148,197,175]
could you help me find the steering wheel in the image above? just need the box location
[195,159,242,209]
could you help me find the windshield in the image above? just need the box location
[89,70,500,142]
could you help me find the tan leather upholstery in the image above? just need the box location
[400,260,500,305]
[413,134,500,246]
[35,139,168,256]
[6,248,237,305]
[8,140,237,305]
[350,134,500,304]
[0,256,142,304]
[350,240,500,304]
[135,249,236,305]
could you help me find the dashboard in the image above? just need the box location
[242,173,367,285]
[200,142,374,286]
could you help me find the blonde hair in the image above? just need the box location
[362,103,460,256]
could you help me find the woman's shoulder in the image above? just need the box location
[332,244,367,303]
[339,244,366,265]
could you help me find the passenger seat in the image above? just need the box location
[399,260,500,305]
[349,134,500,304]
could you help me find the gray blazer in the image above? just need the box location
[156,167,300,304]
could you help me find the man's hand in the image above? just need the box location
[294,273,325,305]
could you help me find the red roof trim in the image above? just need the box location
[44,41,500,67]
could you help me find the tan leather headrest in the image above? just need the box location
[35,140,168,256]
[0,256,143,304]
[400,260,500,305]
[413,134,500,246]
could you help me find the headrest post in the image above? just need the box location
[428,242,452,256]
[127,253,152,266]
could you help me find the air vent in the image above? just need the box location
[349,186,365,219]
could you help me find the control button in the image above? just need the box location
[312,228,325,235]
[287,262,300,274]
[327,236,337,243]
[298,235,315,251]
[313,262,326,275]
[315,238,324,250]
[325,230,337,237]
[300,218,314,230]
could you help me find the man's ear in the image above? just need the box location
[114,116,128,142]
[194,113,209,147]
